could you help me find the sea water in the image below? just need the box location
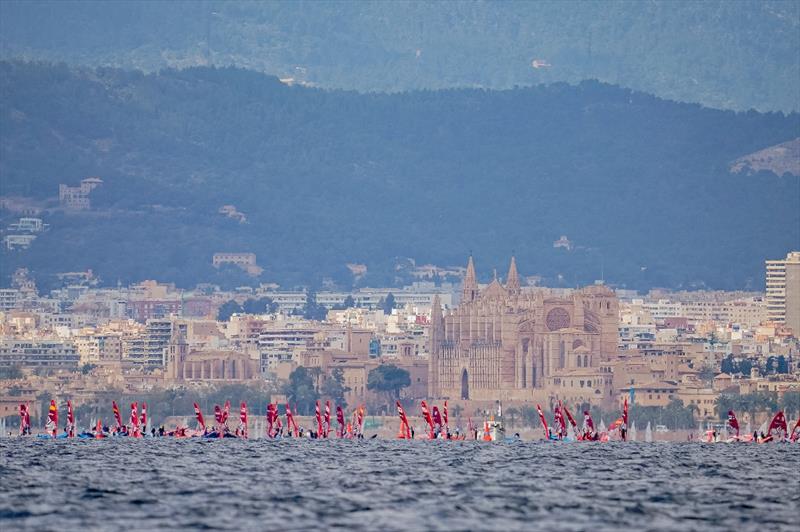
[0,439,797,531]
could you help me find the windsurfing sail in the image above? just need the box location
[396,401,411,439]
[19,404,30,435]
[536,404,549,438]
[357,405,365,437]
[582,410,595,439]
[193,402,206,431]
[47,399,58,436]
[315,400,323,436]
[130,402,141,437]
[140,402,148,431]
[238,402,248,438]
[727,410,740,438]
[266,403,276,438]
[323,400,331,438]
[432,405,443,435]
[553,403,566,438]
[443,401,449,432]
[767,411,788,440]
[420,400,435,439]
[66,400,75,437]
[790,417,800,442]
[622,397,629,441]
[112,400,123,431]
[562,403,577,429]
[336,405,345,438]
[285,403,298,437]
[222,400,231,425]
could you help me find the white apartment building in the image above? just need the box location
[766,251,800,333]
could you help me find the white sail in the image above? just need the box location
[630,421,637,441]
[645,422,653,442]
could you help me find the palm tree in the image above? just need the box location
[505,407,521,428]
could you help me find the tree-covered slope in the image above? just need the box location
[0,0,798,112]
[0,62,798,291]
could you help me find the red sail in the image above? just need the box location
[285,403,298,436]
[193,402,206,430]
[266,403,276,438]
[443,400,449,428]
[131,402,141,437]
[112,400,123,430]
[238,402,248,438]
[357,405,365,435]
[140,402,147,428]
[19,404,29,435]
[622,397,629,441]
[396,401,411,439]
[432,406,443,430]
[767,411,788,438]
[336,405,345,437]
[274,404,283,431]
[562,403,577,428]
[66,400,75,437]
[324,400,331,438]
[222,400,231,424]
[315,401,323,436]
[420,400,435,439]
[214,405,223,424]
[47,399,58,436]
[583,410,595,432]
[790,417,800,442]
[536,404,549,438]
[553,403,566,437]
[727,410,740,437]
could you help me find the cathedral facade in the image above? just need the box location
[429,257,619,402]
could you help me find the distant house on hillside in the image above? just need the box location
[59,177,103,210]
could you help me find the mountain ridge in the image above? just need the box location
[1,62,798,292]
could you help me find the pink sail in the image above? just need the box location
[66,400,75,437]
[396,401,411,439]
[112,401,123,431]
[193,402,206,431]
[336,405,345,438]
[315,401,323,436]
[238,402,248,439]
[443,400,449,429]
[420,400,435,439]
[767,411,788,439]
[130,402,141,438]
[790,417,800,442]
[323,400,331,438]
[285,403,298,436]
[562,403,577,428]
[727,410,740,438]
[536,404,549,438]
[140,402,147,429]
[19,404,28,435]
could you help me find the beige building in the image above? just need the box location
[429,256,619,403]
[766,251,800,334]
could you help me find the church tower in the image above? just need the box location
[505,256,520,294]
[462,255,479,303]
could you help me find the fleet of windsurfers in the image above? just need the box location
[13,397,800,444]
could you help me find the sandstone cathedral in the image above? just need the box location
[428,257,619,403]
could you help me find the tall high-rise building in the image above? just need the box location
[765,251,800,334]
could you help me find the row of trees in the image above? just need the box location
[282,364,411,415]
[719,354,790,377]
[715,391,800,423]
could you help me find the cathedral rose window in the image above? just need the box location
[546,307,571,331]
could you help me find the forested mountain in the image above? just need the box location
[1,1,798,112]
[1,62,798,291]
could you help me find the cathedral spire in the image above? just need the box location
[431,294,443,328]
[462,255,478,303]
[506,255,520,294]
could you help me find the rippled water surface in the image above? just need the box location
[1,439,798,531]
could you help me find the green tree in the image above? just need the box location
[367,364,410,403]
[343,295,355,308]
[320,368,351,410]
[282,367,319,415]
[217,300,243,321]
[242,297,277,314]
[381,293,396,315]
[780,391,800,420]
[451,403,464,421]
